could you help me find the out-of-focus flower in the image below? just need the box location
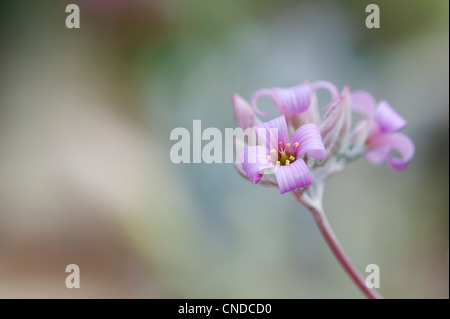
[240,115,326,194]
[251,80,339,117]
[351,91,415,170]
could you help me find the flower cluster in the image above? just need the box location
[232,81,415,195]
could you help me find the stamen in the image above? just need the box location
[279,141,282,145]
[266,155,272,160]
[276,161,280,166]
[290,156,296,161]
[286,143,291,147]
[294,142,299,147]
[270,148,277,153]
[285,160,290,165]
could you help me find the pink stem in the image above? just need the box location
[292,191,382,299]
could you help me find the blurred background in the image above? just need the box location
[0,0,448,298]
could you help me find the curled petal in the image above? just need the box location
[232,93,260,129]
[351,90,376,119]
[253,115,289,150]
[276,85,312,114]
[290,92,321,129]
[275,159,313,194]
[310,80,339,109]
[239,146,273,184]
[290,123,327,159]
[251,84,311,116]
[251,81,338,117]
[374,100,407,133]
[251,88,280,116]
[366,133,415,171]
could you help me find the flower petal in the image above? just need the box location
[310,80,339,109]
[251,88,282,117]
[290,123,327,159]
[232,93,260,129]
[239,146,273,184]
[351,90,376,119]
[365,145,391,166]
[374,100,407,133]
[253,115,289,150]
[251,84,312,116]
[275,159,313,194]
[251,81,338,117]
[276,85,312,114]
[366,133,415,171]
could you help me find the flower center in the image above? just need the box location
[270,142,298,166]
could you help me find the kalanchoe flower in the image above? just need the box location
[351,90,415,170]
[239,115,327,194]
[251,80,339,117]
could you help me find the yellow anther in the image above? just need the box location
[285,160,290,165]
[266,155,272,160]
[286,143,291,147]
[290,155,296,161]
[276,161,280,166]
[270,148,277,153]
[294,142,299,147]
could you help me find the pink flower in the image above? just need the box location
[351,91,415,170]
[240,115,327,194]
[251,80,339,117]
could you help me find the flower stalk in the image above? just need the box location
[292,190,382,299]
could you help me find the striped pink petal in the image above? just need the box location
[275,159,313,194]
[251,81,338,116]
[366,133,415,171]
[374,100,407,133]
[290,123,327,159]
[239,146,273,184]
[251,85,310,116]
[253,115,289,150]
